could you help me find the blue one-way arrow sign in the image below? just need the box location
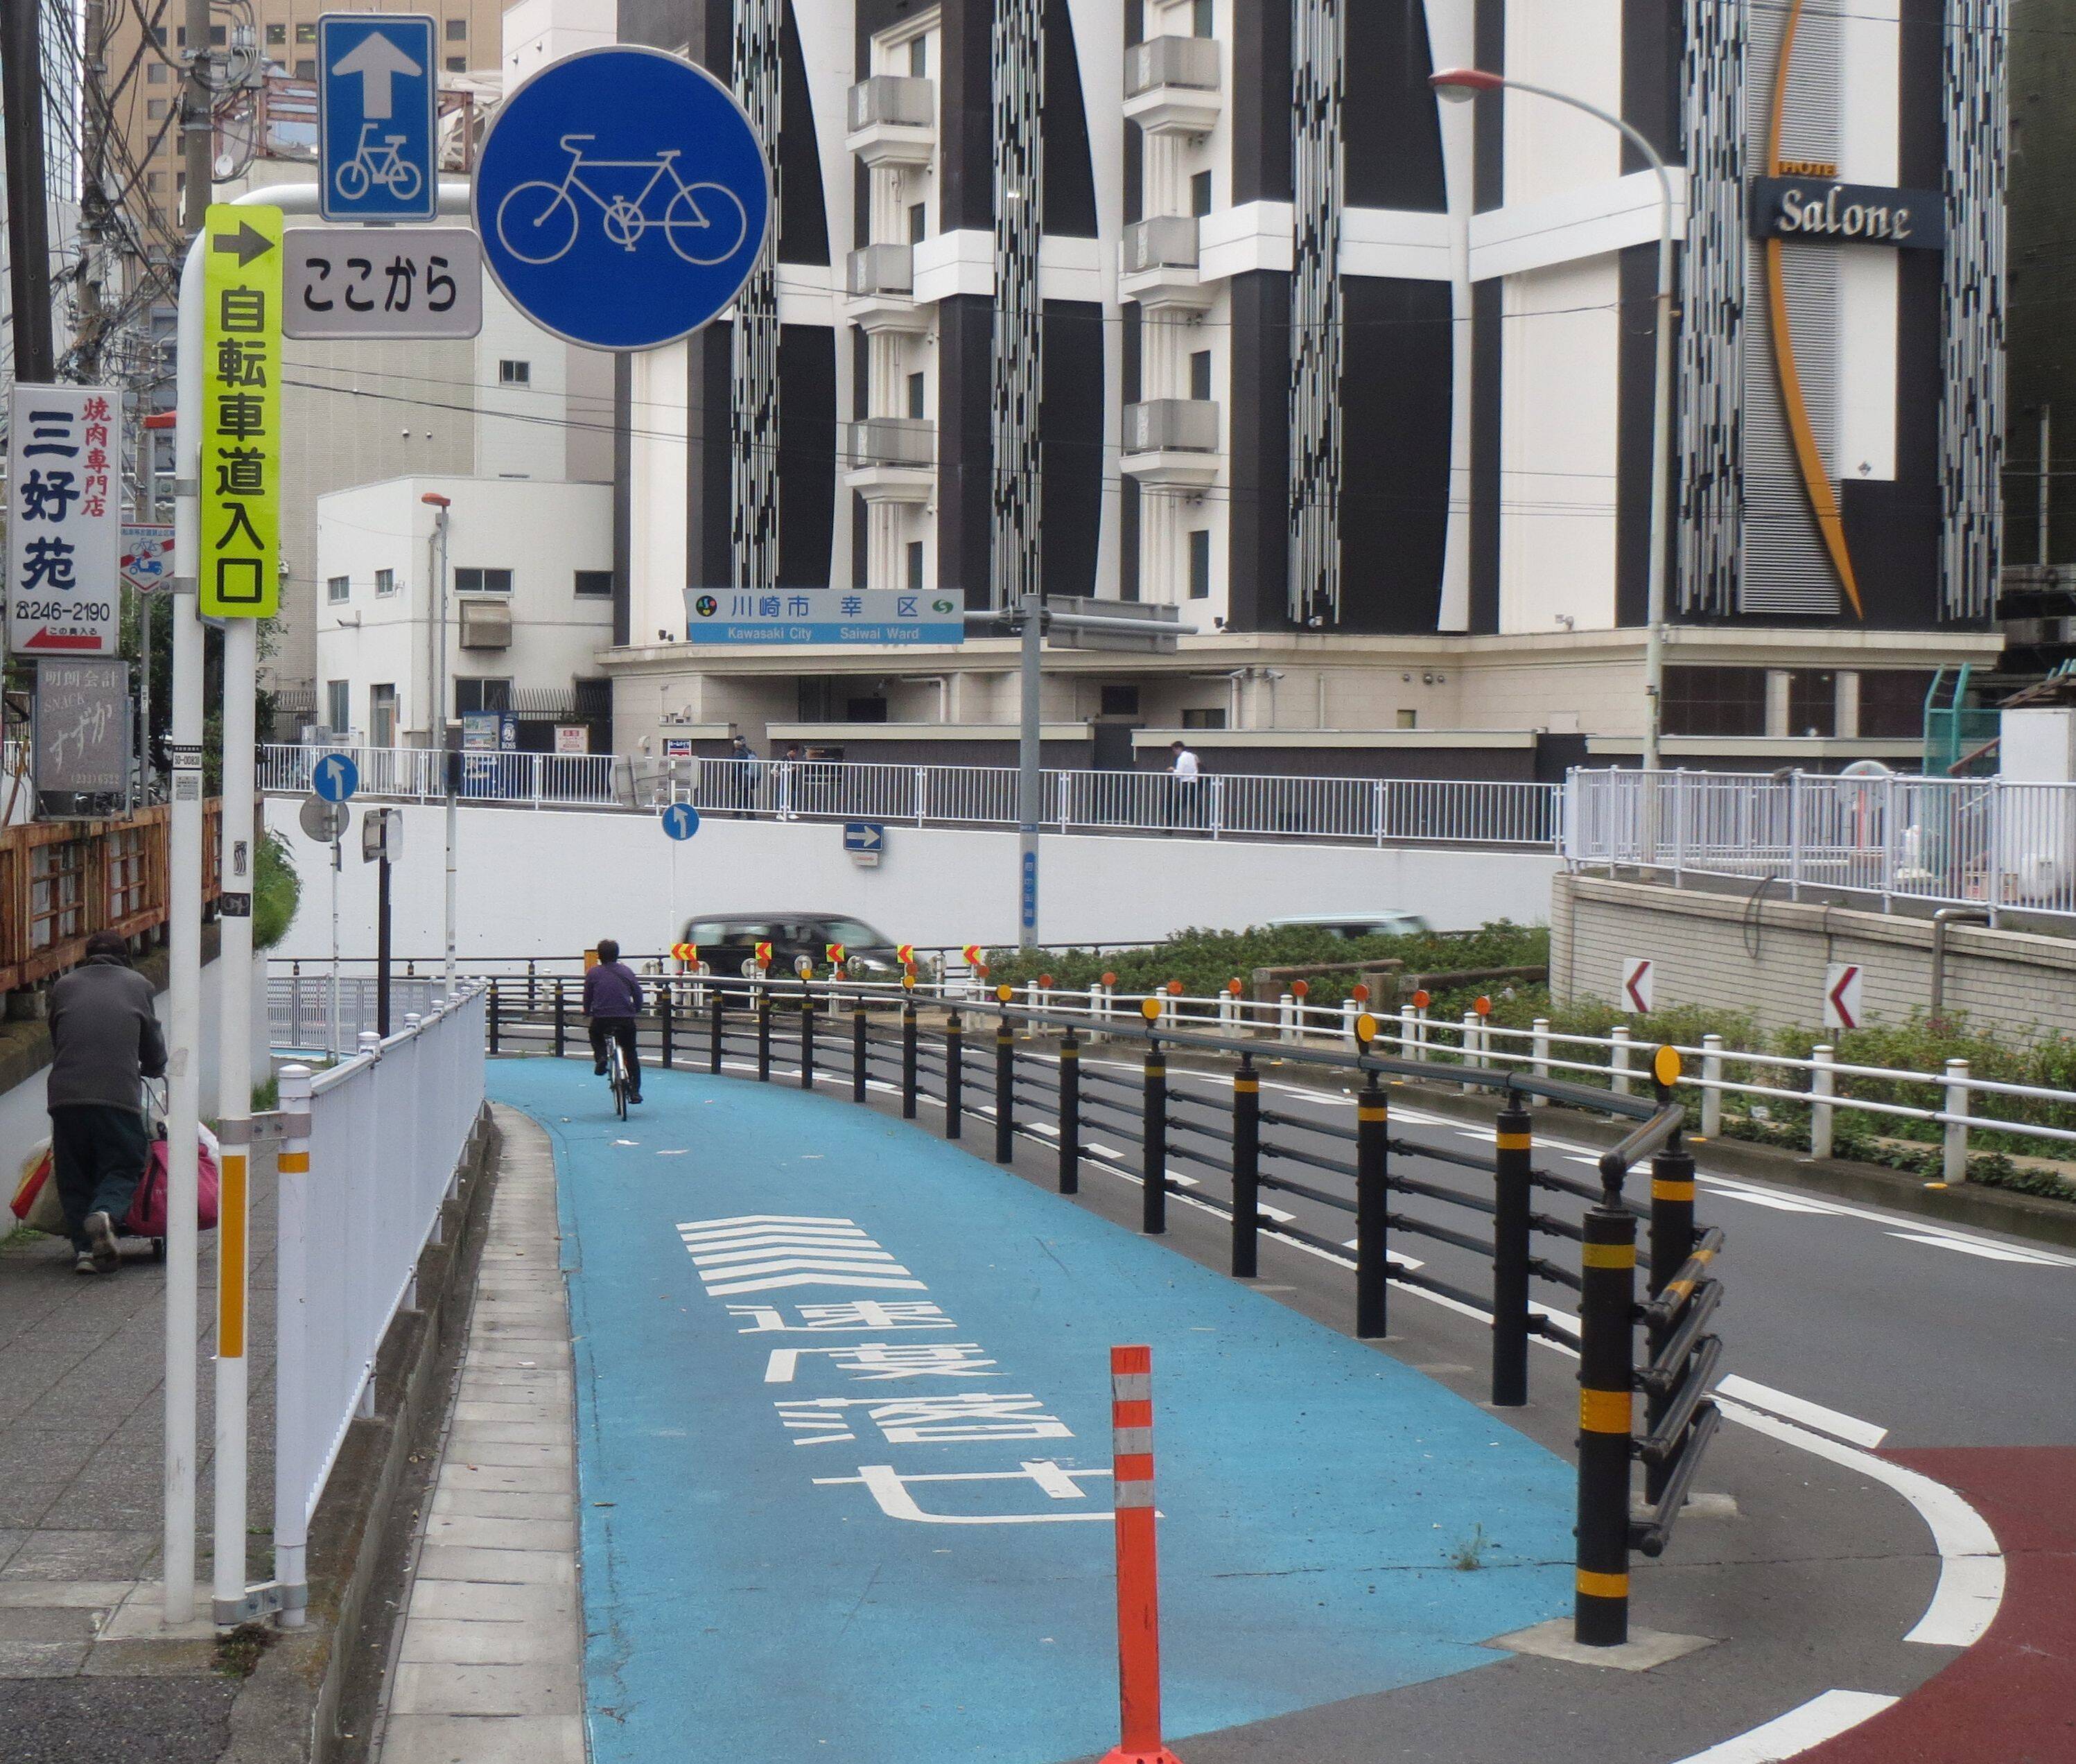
[319,13,437,222]
[311,751,360,803]
[843,821,884,854]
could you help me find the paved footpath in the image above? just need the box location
[485,1057,1583,1764]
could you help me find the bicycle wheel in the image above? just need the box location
[663,182,749,265]
[612,1051,629,1120]
[334,159,371,202]
[497,181,581,265]
[388,159,423,202]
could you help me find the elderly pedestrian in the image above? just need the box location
[46,932,167,1274]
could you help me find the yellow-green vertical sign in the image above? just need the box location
[200,204,283,618]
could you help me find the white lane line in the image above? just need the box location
[1702,1182,1849,1216]
[1085,1142,1124,1158]
[1528,1300,1579,1334]
[1885,1230,2076,1266]
[1338,1241,1425,1270]
[1713,1375,1889,1450]
[1713,1397,2005,1649]
[1669,1690,1901,1763]
[1258,1203,1296,1224]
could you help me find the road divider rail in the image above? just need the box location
[484,973,1712,1647]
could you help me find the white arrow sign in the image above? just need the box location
[330,30,421,120]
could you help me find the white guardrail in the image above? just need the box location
[1566,766,2076,925]
[271,983,487,1618]
[257,743,1562,849]
[270,975,444,1054]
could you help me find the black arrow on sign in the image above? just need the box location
[210,220,274,266]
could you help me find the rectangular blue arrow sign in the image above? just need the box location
[319,14,438,222]
[843,822,885,853]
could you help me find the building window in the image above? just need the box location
[1192,0,1215,35]
[908,201,927,243]
[1396,708,1418,729]
[847,697,891,723]
[1100,684,1140,717]
[325,681,350,733]
[907,35,927,76]
[573,570,614,598]
[146,171,162,191]
[326,575,349,604]
[1182,708,1226,729]
[209,24,225,44]
[446,55,465,70]
[1858,671,1935,741]
[148,59,168,82]
[905,540,925,593]
[446,17,467,37]
[1191,170,1213,216]
[1187,529,1211,599]
[265,22,284,44]
[296,22,315,42]
[1189,349,1212,402]
[146,98,167,120]
[906,372,926,419]
[455,567,514,593]
[295,58,315,77]
[454,678,513,715]
[1786,670,1837,739]
[1662,666,1765,738]
[499,358,530,385]
[374,568,396,597]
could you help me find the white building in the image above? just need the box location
[314,475,613,749]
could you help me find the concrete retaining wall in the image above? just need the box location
[1551,871,2076,1040]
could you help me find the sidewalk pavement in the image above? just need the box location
[0,1147,278,1763]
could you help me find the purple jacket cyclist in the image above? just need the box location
[583,938,643,1103]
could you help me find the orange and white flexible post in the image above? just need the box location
[1102,1345,1184,1764]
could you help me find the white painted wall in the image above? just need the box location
[262,797,1558,962]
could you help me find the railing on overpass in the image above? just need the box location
[271,984,487,1621]
[1566,766,2076,925]
[484,969,1711,1645]
[256,742,1564,849]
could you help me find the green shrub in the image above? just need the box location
[252,827,301,951]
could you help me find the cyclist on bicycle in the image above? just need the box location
[584,938,643,1105]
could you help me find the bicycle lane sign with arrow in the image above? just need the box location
[318,13,437,222]
[473,45,771,351]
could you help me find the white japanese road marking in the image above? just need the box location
[1885,1231,2076,1266]
[1669,1690,1901,1764]
[1713,1375,1888,1450]
[1339,1241,1425,1269]
[1700,1181,1848,1216]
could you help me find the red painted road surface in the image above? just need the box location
[1804,1448,2076,1764]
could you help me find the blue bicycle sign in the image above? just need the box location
[333,119,425,205]
[495,135,748,265]
[473,46,770,352]
[317,15,437,222]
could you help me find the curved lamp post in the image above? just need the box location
[1430,67,1675,773]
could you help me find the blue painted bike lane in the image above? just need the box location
[488,1058,1575,1764]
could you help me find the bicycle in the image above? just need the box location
[333,121,424,204]
[605,1031,633,1121]
[495,134,749,267]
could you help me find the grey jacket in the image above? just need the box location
[46,955,168,1114]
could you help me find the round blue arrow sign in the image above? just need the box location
[473,46,771,351]
[311,751,360,803]
[661,803,701,841]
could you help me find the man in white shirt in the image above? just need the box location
[1167,740,1201,832]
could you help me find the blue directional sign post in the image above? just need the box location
[311,751,360,803]
[318,14,438,222]
[661,803,701,841]
[473,46,771,351]
[843,822,885,868]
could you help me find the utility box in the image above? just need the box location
[2000,707,2076,783]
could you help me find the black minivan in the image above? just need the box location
[679,912,904,977]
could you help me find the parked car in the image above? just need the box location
[1264,911,1430,940]
[679,912,905,978]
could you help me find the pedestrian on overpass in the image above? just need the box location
[1167,739,1203,833]
[727,734,762,817]
[584,938,644,1104]
[45,932,168,1275]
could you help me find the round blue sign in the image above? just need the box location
[661,803,701,841]
[311,752,360,803]
[473,46,771,351]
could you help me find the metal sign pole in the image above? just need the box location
[1018,593,1041,952]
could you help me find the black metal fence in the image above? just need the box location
[485,973,1723,1647]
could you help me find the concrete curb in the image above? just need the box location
[218,1108,501,1764]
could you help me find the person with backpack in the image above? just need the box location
[45,932,168,1274]
[584,938,644,1105]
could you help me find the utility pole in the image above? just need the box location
[77,0,110,379]
[161,0,218,1631]
[1,0,56,381]
[421,493,456,992]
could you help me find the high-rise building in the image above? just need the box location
[604,0,2008,778]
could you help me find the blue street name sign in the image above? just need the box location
[319,14,437,222]
[842,821,884,855]
[474,46,770,351]
[686,588,965,648]
[661,803,702,841]
[312,751,360,803]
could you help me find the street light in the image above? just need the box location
[1430,67,1676,772]
[420,491,455,990]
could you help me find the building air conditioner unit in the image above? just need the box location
[458,598,512,650]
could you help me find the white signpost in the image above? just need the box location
[282,226,484,339]
[1621,957,1655,1015]
[5,384,123,656]
[1824,963,1863,1031]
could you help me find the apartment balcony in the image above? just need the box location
[844,243,930,334]
[1119,215,1210,311]
[844,417,936,502]
[1122,35,1221,137]
[1120,399,1220,488]
[846,76,936,168]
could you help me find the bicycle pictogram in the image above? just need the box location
[494,134,751,267]
[333,121,424,204]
